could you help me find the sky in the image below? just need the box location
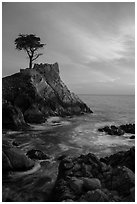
[2,2,135,95]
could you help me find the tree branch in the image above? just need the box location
[32,53,43,61]
[25,48,31,57]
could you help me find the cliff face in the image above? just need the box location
[2,63,92,129]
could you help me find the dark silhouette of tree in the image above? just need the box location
[15,34,45,69]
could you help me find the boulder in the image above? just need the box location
[83,189,109,202]
[52,149,135,202]
[130,135,135,139]
[3,147,34,172]
[111,166,135,195]
[100,147,135,172]
[98,125,124,136]
[120,124,135,134]
[52,179,75,201]
[26,149,50,160]
[98,124,135,136]
[83,178,101,191]
[69,177,83,195]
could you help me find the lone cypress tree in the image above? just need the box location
[15,34,45,69]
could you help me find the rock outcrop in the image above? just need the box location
[51,147,135,202]
[100,146,135,172]
[98,124,135,136]
[26,149,50,160]
[2,63,92,129]
[3,139,35,174]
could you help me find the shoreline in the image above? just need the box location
[2,115,135,202]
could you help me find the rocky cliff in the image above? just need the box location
[2,63,92,129]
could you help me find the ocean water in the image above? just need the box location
[3,95,135,201]
[4,95,135,158]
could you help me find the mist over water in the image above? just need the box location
[5,95,135,158]
[3,95,135,201]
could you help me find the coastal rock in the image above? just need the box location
[2,100,28,130]
[100,147,135,172]
[130,135,135,139]
[98,125,124,136]
[81,189,109,202]
[2,151,13,172]
[69,177,83,195]
[120,124,135,134]
[3,147,34,173]
[52,148,135,202]
[24,105,45,124]
[26,149,50,160]
[111,166,135,195]
[83,178,101,190]
[98,123,135,136]
[83,178,101,191]
[2,63,92,129]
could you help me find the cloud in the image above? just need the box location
[56,19,134,65]
[2,2,135,94]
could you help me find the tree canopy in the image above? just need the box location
[15,34,45,68]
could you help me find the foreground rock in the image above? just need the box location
[26,149,50,160]
[2,100,29,130]
[98,123,135,136]
[51,147,135,202]
[3,140,34,174]
[2,63,92,130]
[100,146,135,172]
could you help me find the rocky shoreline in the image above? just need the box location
[3,136,135,202]
[2,64,135,202]
[2,63,92,130]
[98,123,135,136]
[51,147,135,202]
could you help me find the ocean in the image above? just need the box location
[4,94,135,158]
[3,94,135,201]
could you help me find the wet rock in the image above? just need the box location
[12,140,20,146]
[72,163,81,172]
[130,135,135,139]
[2,151,13,172]
[101,147,135,172]
[53,179,75,201]
[98,123,135,136]
[69,177,83,195]
[3,148,34,172]
[111,166,135,195]
[98,125,124,136]
[52,148,135,202]
[26,149,50,160]
[83,189,109,202]
[120,124,135,134]
[59,157,74,173]
[83,178,101,191]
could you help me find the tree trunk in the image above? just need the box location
[29,56,32,69]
